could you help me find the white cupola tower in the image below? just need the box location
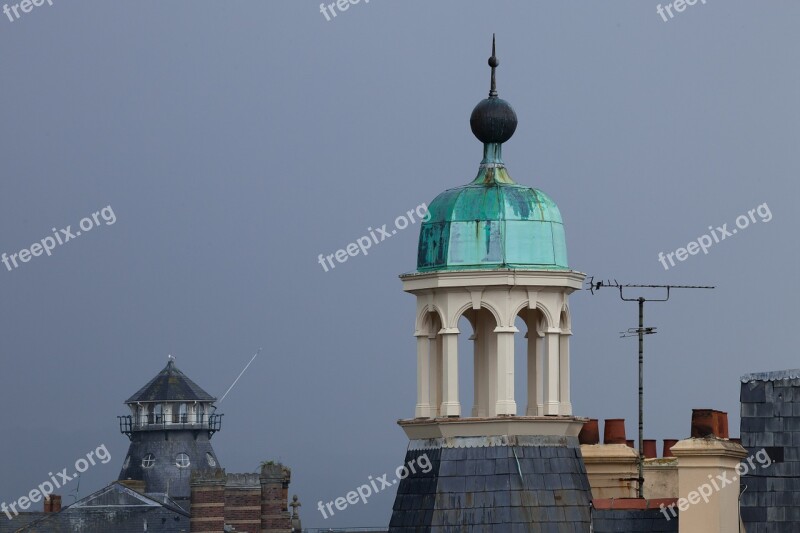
[389,37,593,531]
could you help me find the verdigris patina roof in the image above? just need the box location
[417,167,568,272]
[125,360,215,403]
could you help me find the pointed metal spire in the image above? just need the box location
[488,34,499,98]
[470,34,517,146]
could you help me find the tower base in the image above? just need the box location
[389,418,592,532]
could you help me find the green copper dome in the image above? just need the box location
[417,146,568,272]
[416,38,569,273]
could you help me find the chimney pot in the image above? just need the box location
[691,409,729,439]
[44,495,61,513]
[603,419,627,445]
[643,439,658,459]
[579,419,600,445]
[663,439,679,458]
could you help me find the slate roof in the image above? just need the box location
[0,513,43,533]
[15,482,190,533]
[390,435,593,532]
[125,360,215,403]
[740,375,800,532]
[741,369,800,383]
[592,509,678,532]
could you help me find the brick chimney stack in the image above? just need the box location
[190,470,226,533]
[43,495,61,513]
[260,463,292,532]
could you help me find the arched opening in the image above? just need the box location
[457,314,475,417]
[513,314,527,416]
[515,307,547,416]
[414,306,476,420]
[415,310,444,419]
[461,307,498,418]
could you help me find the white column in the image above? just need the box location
[494,326,518,416]
[476,312,493,417]
[470,331,485,417]
[526,331,539,416]
[415,333,432,418]
[536,333,545,414]
[484,314,498,417]
[543,330,561,415]
[479,344,489,417]
[559,332,572,415]
[439,328,461,417]
[429,333,441,418]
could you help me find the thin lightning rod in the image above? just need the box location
[219,347,262,403]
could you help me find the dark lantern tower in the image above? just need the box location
[117,357,223,508]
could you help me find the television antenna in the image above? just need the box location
[587,278,715,498]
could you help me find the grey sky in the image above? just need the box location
[1,0,798,528]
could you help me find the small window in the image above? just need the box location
[206,453,217,467]
[142,454,156,468]
[176,453,190,468]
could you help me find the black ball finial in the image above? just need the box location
[470,99,517,145]
[470,34,517,145]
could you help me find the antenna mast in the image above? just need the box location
[587,278,715,498]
